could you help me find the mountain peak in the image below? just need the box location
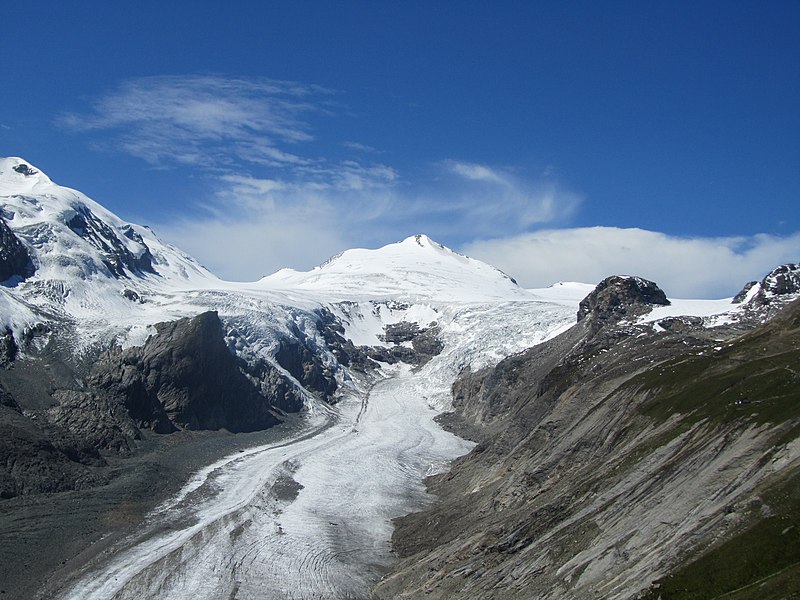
[0,156,217,295]
[260,235,527,302]
[401,233,439,248]
[733,263,800,308]
[0,157,53,194]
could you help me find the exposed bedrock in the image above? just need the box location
[0,217,34,283]
[0,384,107,499]
[90,311,281,434]
[577,275,669,324]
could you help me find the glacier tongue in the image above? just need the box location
[58,298,575,600]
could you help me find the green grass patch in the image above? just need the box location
[641,469,800,599]
[630,345,800,428]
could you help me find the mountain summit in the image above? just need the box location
[259,233,528,302]
[0,157,214,288]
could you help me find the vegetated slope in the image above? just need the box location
[376,282,800,599]
[637,299,800,599]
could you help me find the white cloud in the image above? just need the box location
[159,212,348,282]
[58,75,331,168]
[153,171,401,280]
[462,227,800,298]
[342,141,381,154]
[447,160,506,183]
[437,160,582,234]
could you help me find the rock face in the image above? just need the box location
[315,307,376,373]
[65,206,155,278]
[47,390,140,454]
[274,332,337,400]
[90,311,280,433]
[0,384,106,499]
[0,218,33,282]
[382,322,443,361]
[0,328,18,366]
[377,297,800,599]
[577,275,669,324]
[317,307,444,370]
[734,263,800,307]
[0,309,326,500]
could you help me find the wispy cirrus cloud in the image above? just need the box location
[155,168,401,280]
[58,75,331,168]
[440,160,582,234]
[342,141,381,154]
[153,158,584,280]
[463,227,800,298]
[59,75,594,280]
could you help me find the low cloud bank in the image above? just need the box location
[463,227,800,299]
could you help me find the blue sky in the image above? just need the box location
[2,1,798,296]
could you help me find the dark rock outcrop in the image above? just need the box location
[65,206,155,277]
[316,307,377,372]
[0,218,34,283]
[0,384,107,499]
[0,328,18,366]
[376,321,444,366]
[577,275,669,324]
[731,280,758,303]
[316,307,444,371]
[237,357,307,413]
[274,333,337,400]
[47,390,140,454]
[90,311,280,433]
[122,288,144,303]
[736,263,800,307]
[12,163,37,176]
[656,315,703,332]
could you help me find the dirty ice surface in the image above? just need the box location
[57,294,575,599]
[59,365,468,599]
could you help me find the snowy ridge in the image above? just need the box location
[0,157,584,406]
[258,233,532,302]
[0,157,216,287]
[0,158,224,345]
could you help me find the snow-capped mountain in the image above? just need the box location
[0,156,583,447]
[0,157,214,287]
[259,233,529,302]
[1,156,799,600]
[0,157,222,348]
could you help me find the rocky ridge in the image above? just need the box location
[576,274,669,324]
[375,270,800,600]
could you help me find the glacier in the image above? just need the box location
[0,156,773,599]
